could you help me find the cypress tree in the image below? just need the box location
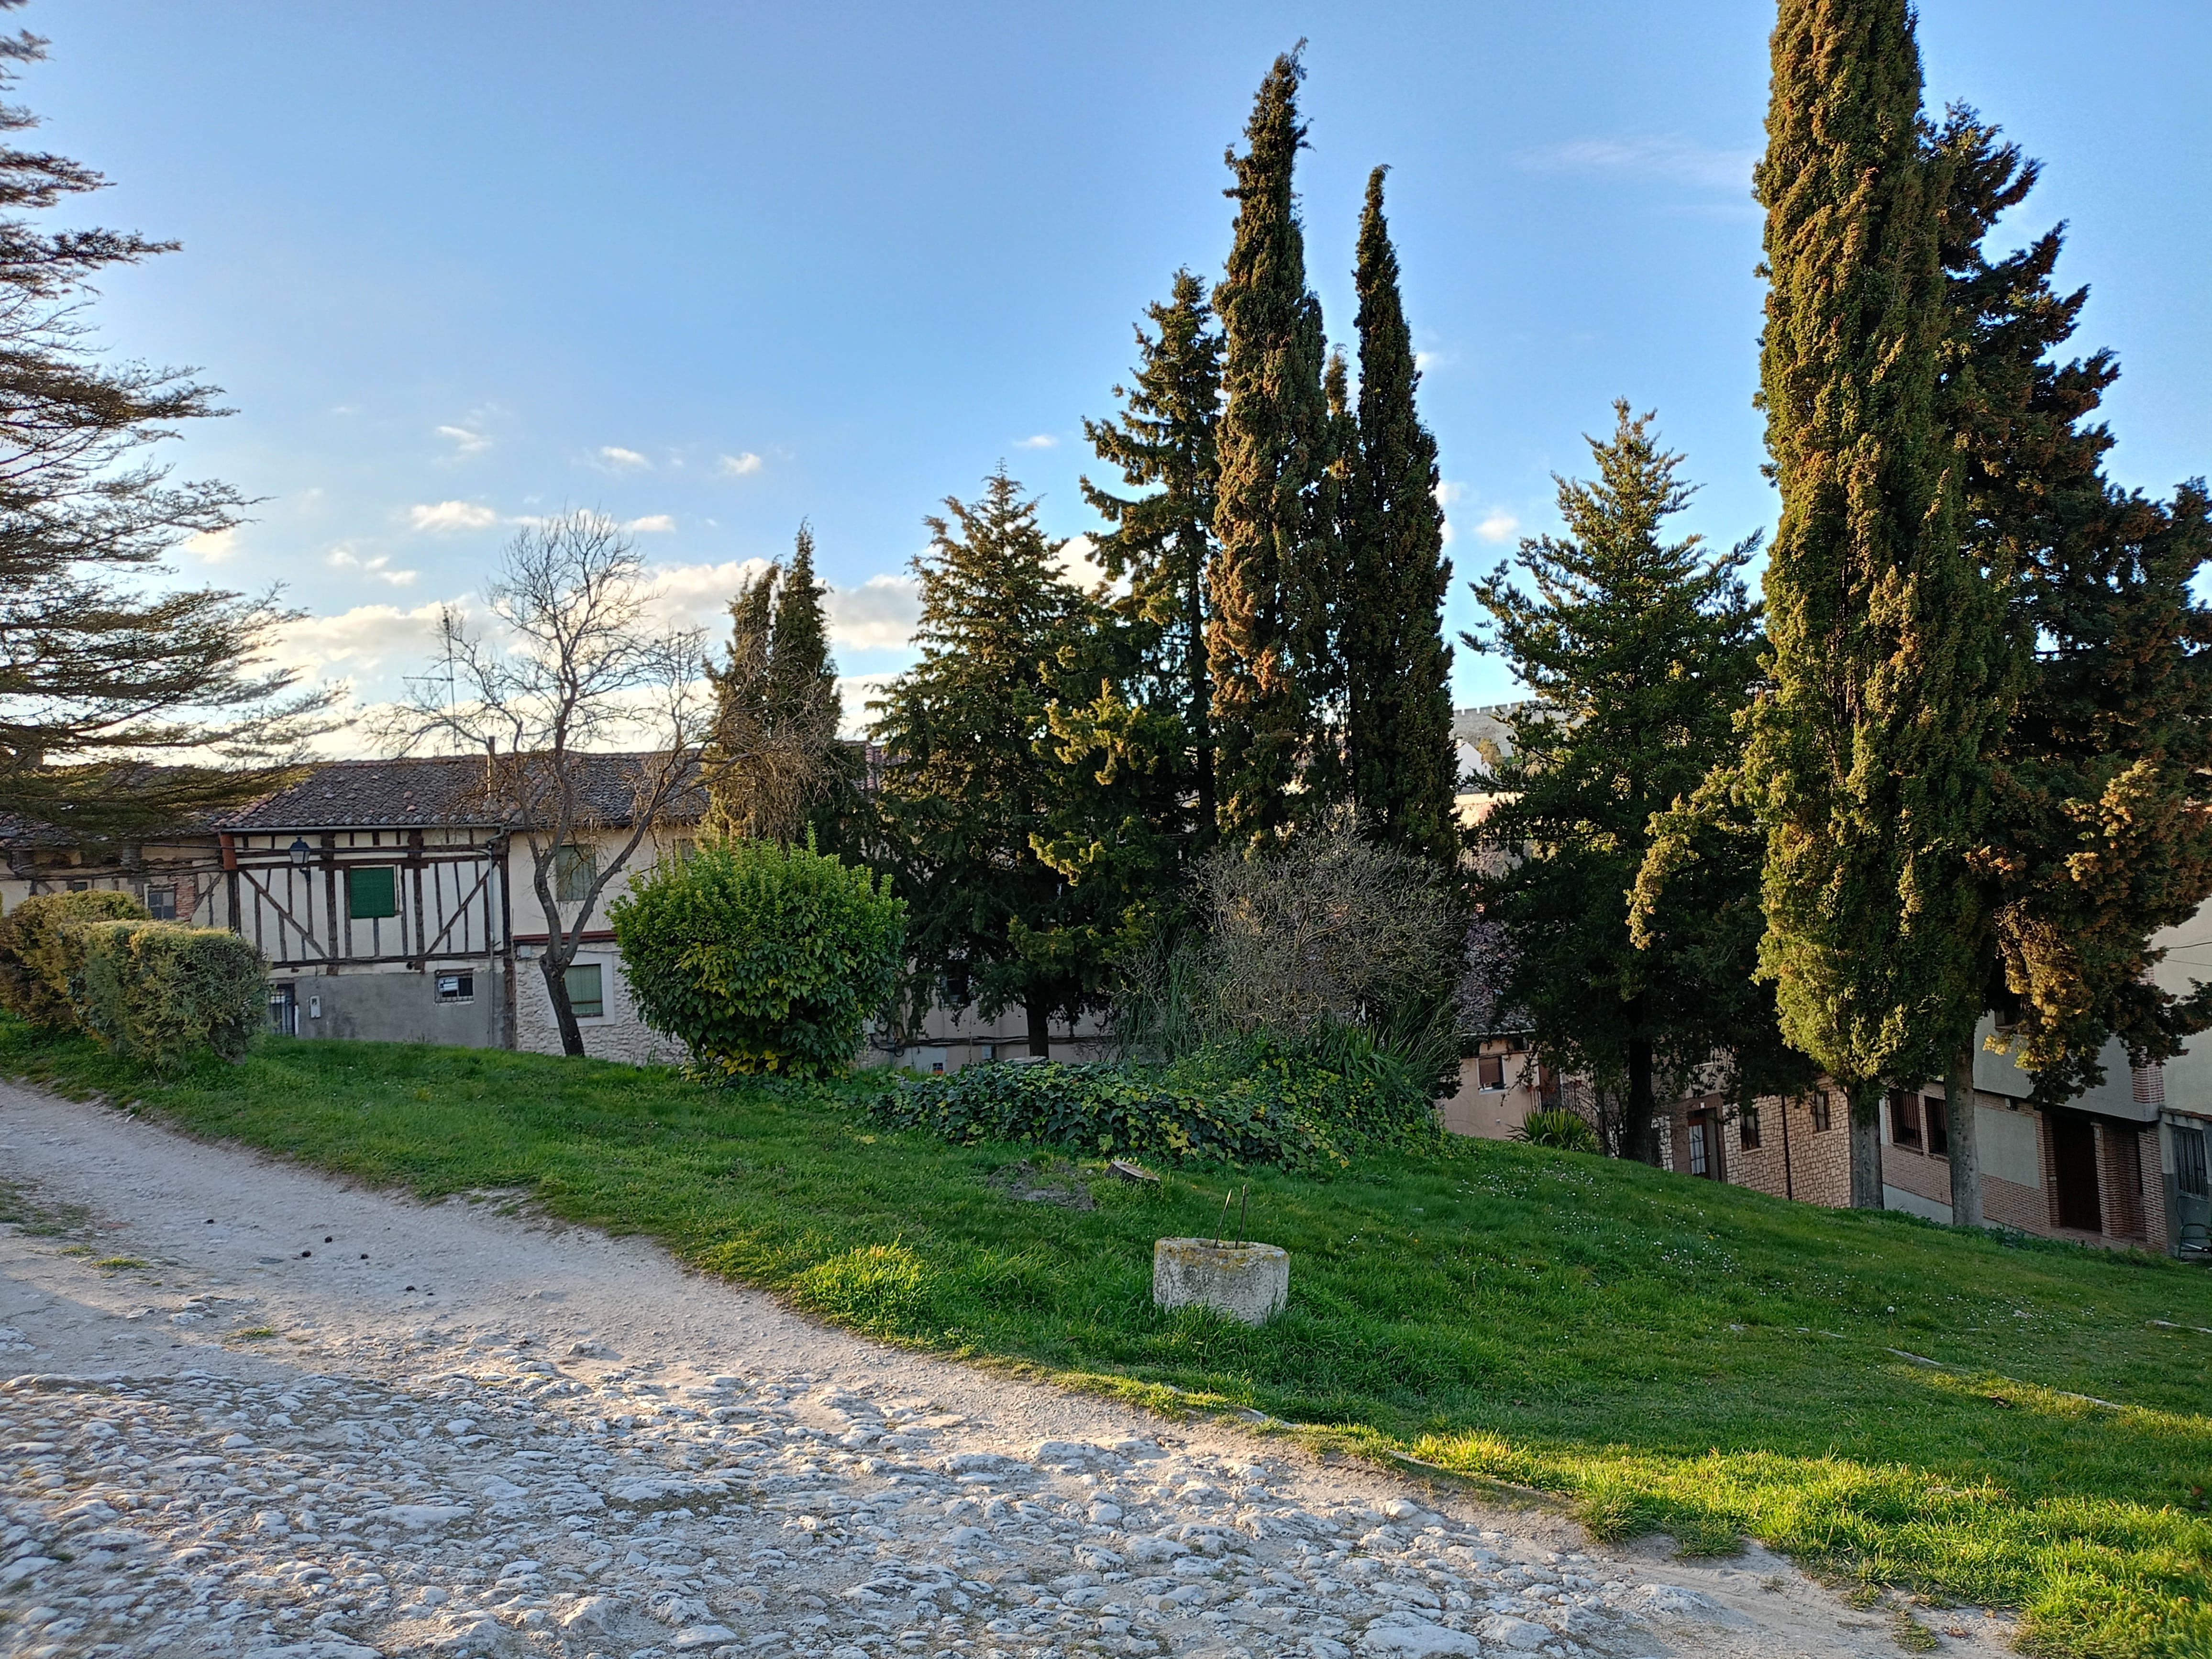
[1080,269,1224,844]
[1346,166,1457,864]
[870,468,1104,1059]
[1208,50,1334,846]
[1745,0,2011,1207]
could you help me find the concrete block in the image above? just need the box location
[1152,1238,1288,1325]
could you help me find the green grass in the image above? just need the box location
[4,1021,2209,1658]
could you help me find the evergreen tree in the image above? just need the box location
[1744,0,2010,1206]
[700,524,843,844]
[0,23,333,834]
[1346,166,1457,863]
[1079,268,1224,845]
[1934,111,2212,1179]
[1207,50,1334,846]
[1472,407,1770,1163]
[870,469,1104,1059]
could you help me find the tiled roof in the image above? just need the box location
[215,753,705,832]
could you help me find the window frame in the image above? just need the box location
[1740,1101,1762,1150]
[144,884,178,921]
[2175,1122,2210,1200]
[1925,1095,1949,1158]
[346,864,399,920]
[1475,1055,1506,1093]
[554,844,598,904]
[435,972,475,1004]
[563,961,605,1019]
[1888,1088,1923,1150]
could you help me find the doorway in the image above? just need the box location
[2048,1112,2102,1233]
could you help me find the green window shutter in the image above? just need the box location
[555,844,598,902]
[564,962,604,1018]
[346,865,398,919]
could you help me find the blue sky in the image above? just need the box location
[33,2,2212,732]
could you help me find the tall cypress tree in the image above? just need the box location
[1745,0,2011,1207]
[870,468,1104,1059]
[1208,50,1333,846]
[1080,269,1224,844]
[1346,166,1457,863]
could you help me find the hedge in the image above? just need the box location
[0,891,266,1069]
[867,1028,1440,1172]
[0,889,146,1028]
[609,836,906,1080]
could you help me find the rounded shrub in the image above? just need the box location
[1513,1107,1602,1153]
[73,921,268,1069]
[0,889,146,1028]
[609,836,906,1079]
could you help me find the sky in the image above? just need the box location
[28,1,2212,739]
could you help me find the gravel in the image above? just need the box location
[0,1082,2019,1659]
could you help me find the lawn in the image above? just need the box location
[3,1021,2208,1659]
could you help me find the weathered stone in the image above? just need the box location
[1152,1238,1288,1324]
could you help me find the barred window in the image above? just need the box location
[2176,1123,2209,1200]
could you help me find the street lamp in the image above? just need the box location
[288,837,312,867]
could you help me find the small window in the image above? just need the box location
[1740,1102,1762,1150]
[555,844,598,903]
[1926,1095,1949,1157]
[435,973,474,1004]
[1811,1091,1833,1133]
[563,962,604,1019]
[1476,1055,1506,1092]
[2176,1123,2209,1200]
[1688,1113,1711,1177]
[347,865,398,919]
[66,879,88,892]
[1889,1089,1923,1150]
[145,884,177,921]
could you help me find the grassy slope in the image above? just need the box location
[3,1024,2208,1659]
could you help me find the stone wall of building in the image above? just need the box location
[512,945,688,1067]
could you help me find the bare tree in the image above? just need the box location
[387,512,708,1057]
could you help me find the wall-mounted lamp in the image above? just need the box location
[288,837,312,867]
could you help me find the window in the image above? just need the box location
[1887,1089,1923,1150]
[65,879,88,892]
[554,844,597,903]
[563,962,604,1018]
[435,973,474,1004]
[346,865,398,919]
[2177,1123,2210,1201]
[1740,1102,1762,1150]
[1926,1095,1949,1157]
[1475,1055,1506,1092]
[1688,1112,1712,1177]
[145,884,177,921]
[1811,1091,1833,1133]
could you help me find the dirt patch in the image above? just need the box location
[986,1154,1097,1209]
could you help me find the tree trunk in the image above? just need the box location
[1946,1038,1983,1227]
[1849,1080,1885,1209]
[541,951,585,1058]
[1623,1027,1660,1166]
[1025,995,1051,1062]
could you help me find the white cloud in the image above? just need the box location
[1475,510,1520,543]
[275,598,460,685]
[326,547,420,586]
[836,673,900,738]
[1055,532,1111,593]
[644,557,776,635]
[717,452,763,477]
[408,500,500,533]
[1520,134,1756,192]
[1014,433,1059,450]
[598,445,651,470]
[436,424,490,456]
[624,513,677,535]
[1414,350,1443,373]
[184,527,240,562]
[827,572,923,651]
[1434,480,1468,508]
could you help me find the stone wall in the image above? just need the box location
[511,946,687,1067]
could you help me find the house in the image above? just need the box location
[0,754,698,1065]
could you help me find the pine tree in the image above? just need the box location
[1080,268,1224,845]
[1933,111,2212,1174]
[870,469,1104,1058]
[1207,50,1334,846]
[1346,167,1457,864]
[1744,0,2011,1207]
[701,524,843,844]
[1472,407,1770,1163]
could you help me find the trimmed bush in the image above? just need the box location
[72,919,267,1069]
[609,837,906,1080]
[869,1027,1439,1172]
[0,890,146,1028]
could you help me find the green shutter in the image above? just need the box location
[564,962,604,1018]
[346,866,398,919]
